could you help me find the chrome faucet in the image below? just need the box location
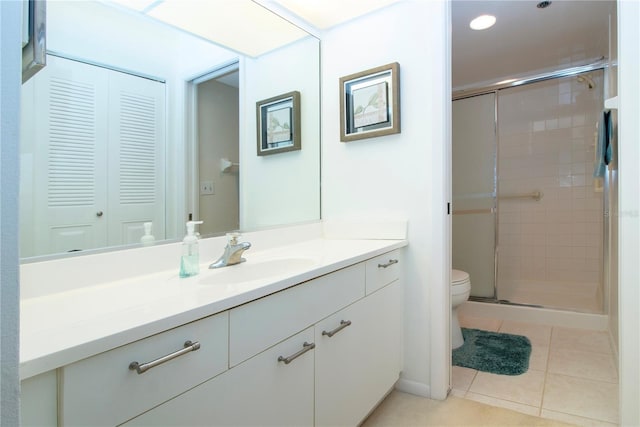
[209,233,251,269]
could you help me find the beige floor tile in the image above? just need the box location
[459,315,503,332]
[500,320,552,346]
[452,365,477,392]
[543,373,619,424]
[551,327,613,354]
[469,369,546,407]
[541,409,619,427]
[529,344,550,371]
[547,347,618,383]
[465,391,541,417]
[362,391,573,427]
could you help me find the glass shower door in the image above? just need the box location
[452,93,497,298]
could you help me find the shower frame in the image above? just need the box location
[453,59,608,309]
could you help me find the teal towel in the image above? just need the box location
[594,110,612,177]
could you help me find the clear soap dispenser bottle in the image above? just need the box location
[140,222,155,246]
[179,221,203,278]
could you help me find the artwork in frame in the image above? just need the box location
[339,62,400,142]
[256,91,301,156]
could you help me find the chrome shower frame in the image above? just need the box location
[452,59,608,308]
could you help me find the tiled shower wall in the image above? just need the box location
[496,71,604,294]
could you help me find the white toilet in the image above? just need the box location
[451,269,471,349]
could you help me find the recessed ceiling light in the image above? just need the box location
[469,14,496,31]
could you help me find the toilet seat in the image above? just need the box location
[451,269,470,285]
[451,269,471,295]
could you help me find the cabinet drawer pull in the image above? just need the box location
[277,342,315,365]
[322,320,352,338]
[129,340,200,375]
[378,259,398,268]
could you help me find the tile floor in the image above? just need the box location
[362,391,575,426]
[453,315,619,426]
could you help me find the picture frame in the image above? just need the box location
[256,91,301,156]
[22,0,46,84]
[339,62,400,142]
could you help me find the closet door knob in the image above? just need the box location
[96,211,104,217]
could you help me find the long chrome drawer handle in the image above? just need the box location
[278,342,315,365]
[322,320,352,338]
[378,259,399,268]
[129,340,201,375]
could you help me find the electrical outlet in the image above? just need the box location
[200,180,214,195]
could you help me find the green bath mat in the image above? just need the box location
[452,328,531,376]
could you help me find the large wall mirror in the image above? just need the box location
[19,0,321,260]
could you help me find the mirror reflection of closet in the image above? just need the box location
[194,64,240,236]
[19,0,321,260]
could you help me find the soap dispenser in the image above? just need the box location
[179,221,203,278]
[140,222,155,246]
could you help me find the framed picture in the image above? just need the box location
[339,62,400,142]
[256,91,301,156]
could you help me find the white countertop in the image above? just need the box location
[20,238,407,380]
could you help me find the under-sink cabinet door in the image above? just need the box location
[123,327,315,427]
[59,312,228,427]
[315,279,402,427]
[21,371,57,427]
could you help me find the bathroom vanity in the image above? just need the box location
[20,225,407,426]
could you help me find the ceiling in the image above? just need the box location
[104,0,614,89]
[452,0,615,90]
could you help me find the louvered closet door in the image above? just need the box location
[107,72,166,246]
[33,56,109,255]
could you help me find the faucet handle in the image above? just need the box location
[226,232,241,245]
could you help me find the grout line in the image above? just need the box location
[539,326,555,416]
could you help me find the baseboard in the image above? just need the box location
[459,301,609,330]
[395,378,431,398]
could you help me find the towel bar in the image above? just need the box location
[499,191,542,201]
[453,208,495,215]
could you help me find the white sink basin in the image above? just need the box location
[198,257,318,285]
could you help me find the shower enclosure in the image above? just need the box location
[452,68,606,314]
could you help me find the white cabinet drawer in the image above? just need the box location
[365,249,401,294]
[124,327,315,427]
[229,263,365,366]
[60,312,229,427]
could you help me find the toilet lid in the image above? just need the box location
[451,269,470,285]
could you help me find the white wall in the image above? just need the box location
[242,36,321,230]
[321,1,451,398]
[617,1,640,425]
[0,1,21,424]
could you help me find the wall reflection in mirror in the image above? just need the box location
[19,0,320,260]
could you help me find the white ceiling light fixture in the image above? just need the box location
[145,0,308,57]
[274,0,402,30]
[469,14,496,31]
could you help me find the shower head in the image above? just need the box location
[577,74,595,89]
